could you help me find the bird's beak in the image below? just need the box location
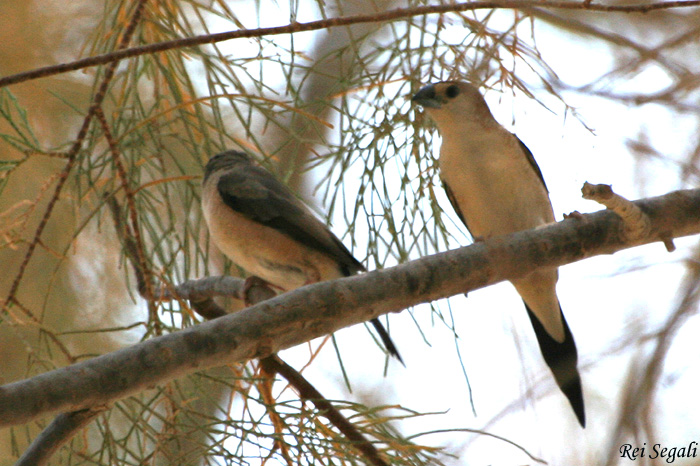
[411,84,443,109]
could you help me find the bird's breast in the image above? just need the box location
[439,132,554,238]
[201,182,343,290]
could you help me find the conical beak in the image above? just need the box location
[411,84,442,109]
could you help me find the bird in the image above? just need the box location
[412,81,585,427]
[201,150,403,364]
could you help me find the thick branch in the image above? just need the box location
[2,1,700,88]
[1,188,699,428]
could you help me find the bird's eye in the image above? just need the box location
[445,84,460,99]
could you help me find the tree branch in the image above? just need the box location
[260,355,391,466]
[0,187,698,428]
[1,1,700,88]
[14,408,105,466]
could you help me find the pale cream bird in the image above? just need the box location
[412,81,585,427]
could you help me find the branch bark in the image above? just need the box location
[15,409,104,466]
[1,187,699,428]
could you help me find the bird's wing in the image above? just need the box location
[514,134,549,193]
[217,165,365,274]
[442,179,472,233]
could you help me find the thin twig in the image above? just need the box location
[409,428,546,464]
[1,0,699,88]
[95,107,160,334]
[258,361,295,466]
[6,297,75,363]
[94,108,151,295]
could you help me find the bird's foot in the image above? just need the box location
[241,276,278,306]
[564,210,585,220]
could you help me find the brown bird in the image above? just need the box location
[201,150,403,364]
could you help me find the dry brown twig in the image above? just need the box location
[94,107,160,334]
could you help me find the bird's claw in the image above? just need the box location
[241,276,277,306]
[564,210,585,220]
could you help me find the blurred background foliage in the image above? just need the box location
[1,0,699,464]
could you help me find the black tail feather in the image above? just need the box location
[370,318,405,366]
[524,303,585,427]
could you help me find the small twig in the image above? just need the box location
[169,276,245,302]
[582,182,658,244]
[105,195,145,289]
[258,361,295,466]
[95,108,160,334]
[95,108,153,299]
[410,428,546,464]
[2,1,700,88]
[6,297,75,361]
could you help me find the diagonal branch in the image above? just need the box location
[0,187,698,429]
[260,355,391,466]
[1,1,700,88]
[15,408,106,466]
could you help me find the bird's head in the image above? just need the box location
[204,150,252,182]
[411,81,495,130]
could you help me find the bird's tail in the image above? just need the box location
[370,318,405,366]
[524,303,586,427]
